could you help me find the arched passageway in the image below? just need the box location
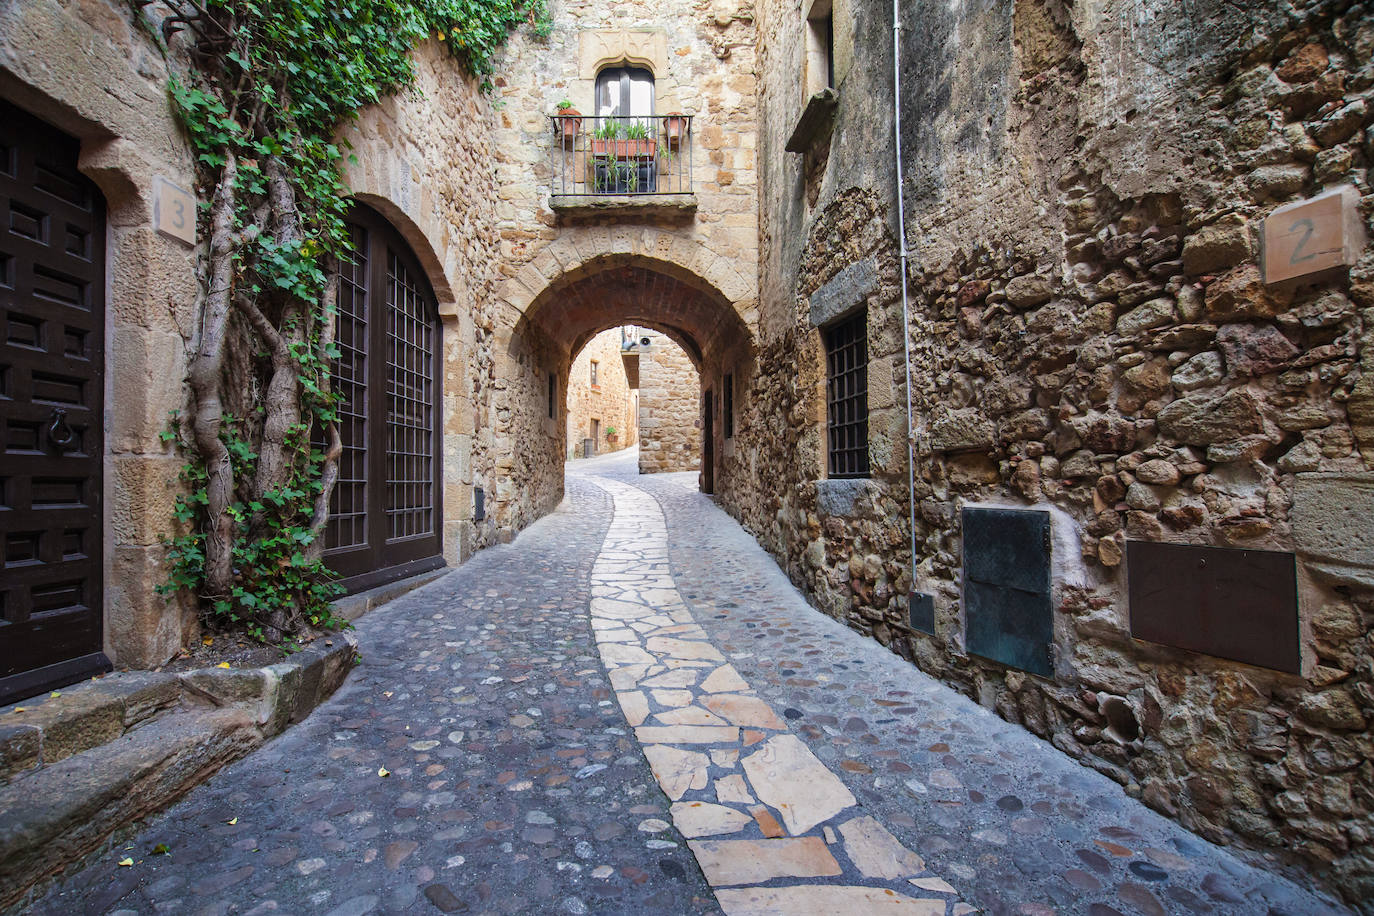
[503,255,754,520]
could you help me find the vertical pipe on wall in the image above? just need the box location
[892,0,921,611]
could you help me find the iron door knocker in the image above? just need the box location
[47,408,77,453]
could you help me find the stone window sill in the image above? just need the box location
[550,194,697,219]
[786,88,839,153]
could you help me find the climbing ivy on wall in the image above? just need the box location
[137,0,547,643]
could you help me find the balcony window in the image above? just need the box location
[550,68,694,208]
[596,66,654,120]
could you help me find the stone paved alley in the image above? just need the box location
[21,452,1351,916]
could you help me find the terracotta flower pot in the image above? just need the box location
[590,138,656,158]
[662,114,688,148]
[556,109,582,141]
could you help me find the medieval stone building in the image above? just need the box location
[636,329,703,474]
[2,0,1372,906]
[564,327,638,459]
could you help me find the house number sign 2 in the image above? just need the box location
[154,176,197,247]
[1262,184,1365,284]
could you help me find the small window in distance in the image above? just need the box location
[596,66,655,119]
[590,359,599,387]
[825,309,868,479]
[548,372,556,419]
[805,0,834,97]
[724,372,735,439]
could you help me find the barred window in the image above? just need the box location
[590,359,599,387]
[825,310,868,479]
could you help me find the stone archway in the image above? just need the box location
[493,253,756,525]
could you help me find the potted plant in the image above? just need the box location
[554,99,582,142]
[662,112,688,148]
[606,426,618,444]
[590,120,656,159]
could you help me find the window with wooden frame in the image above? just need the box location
[322,203,443,592]
[596,65,655,119]
[589,359,599,387]
[824,310,868,479]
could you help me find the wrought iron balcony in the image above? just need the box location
[549,114,696,215]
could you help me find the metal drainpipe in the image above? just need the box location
[892,0,921,610]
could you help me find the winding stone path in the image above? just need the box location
[581,451,1350,916]
[584,475,963,914]
[17,447,1352,916]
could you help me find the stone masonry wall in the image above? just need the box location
[566,329,639,458]
[485,0,762,522]
[740,0,1374,905]
[341,39,515,561]
[638,331,702,473]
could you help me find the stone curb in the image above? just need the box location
[0,635,357,912]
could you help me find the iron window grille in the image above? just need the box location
[320,204,442,593]
[589,359,599,387]
[825,310,869,479]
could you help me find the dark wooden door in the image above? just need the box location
[0,101,111,702]
[324,203,443,592]
[701,389,714,494]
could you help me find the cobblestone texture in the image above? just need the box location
[22,476,715,916]
[614,453,1353,916]
[17,452,1355,915]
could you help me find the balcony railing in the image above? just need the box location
[550,114,694,198]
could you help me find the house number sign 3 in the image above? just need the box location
[1262,184,1365,284]
[154,176,197,246]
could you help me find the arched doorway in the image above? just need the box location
[512,256,754,501]
[0,100,111,700]
[323,202,444,592]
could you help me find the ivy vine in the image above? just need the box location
[141,0,547,643]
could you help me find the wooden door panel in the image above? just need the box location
[324,205,442,593]
[0,100,109,702]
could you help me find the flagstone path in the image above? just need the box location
[583,475,963,914]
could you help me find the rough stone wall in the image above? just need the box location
[340,39,518,559]
[485,0,762,517]
[742,0,1374,905]
[0,0,527,672]
[565,329,639,458]
[638,331,702,473]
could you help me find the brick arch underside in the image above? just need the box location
[516,259,753,371]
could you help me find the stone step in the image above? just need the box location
[0,705,261,911]
[0,637,356,910]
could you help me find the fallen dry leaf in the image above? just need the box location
[378,767,390,778]
[216,662,231,669]
[117,858,133,867]
[227,817,238,825]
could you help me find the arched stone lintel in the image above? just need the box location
[498,230,752,321]
[343,163,461,318]
[578,30,669,80]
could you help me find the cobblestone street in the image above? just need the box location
[22,452,1350,916]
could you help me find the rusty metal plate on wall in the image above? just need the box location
[962,508,1053,677]
[1127,541,1299,674]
